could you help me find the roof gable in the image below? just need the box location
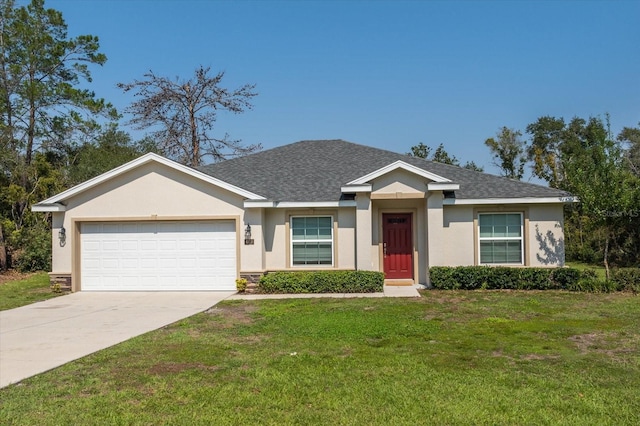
[33,153,265,211]
[346,160,451,185]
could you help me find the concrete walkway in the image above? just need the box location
[227,285,421,300]
[0,291,234,388]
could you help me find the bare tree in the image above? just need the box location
[118,66,260,167]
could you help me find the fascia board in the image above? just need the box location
[443,196,578,205]
[35,153,266,205]
[427,183,460,191]
[244,200,276,208]
[346,160,451,185]
[340,184,372,193]
[31,203,66,212]
[274,201,357,208]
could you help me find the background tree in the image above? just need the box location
[519,115,640,271]
[1,0,117,271]
[118,66,260,167]
[561,120,638,278]
[525,116,566,188]
[408,142,483,171]
[484,126,526,180]
[407,142,431,159]
[618,123,640,176]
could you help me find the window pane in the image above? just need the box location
[493,225,507,238]
[318,227,332,239]
[291,217,333,265]
[305,227,319,240]
[479,225,493,238]
[318,217,331,228]
[507,214,521,225]
[506,241,522,263]
[480,241,494,263]
[479,214,492,227]
[317,243,332,264]
[506,225,521,238]
[480,240,522,264]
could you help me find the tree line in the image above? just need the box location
[1,0,258,271]
[1,0,638,274]
[409,117,640,277]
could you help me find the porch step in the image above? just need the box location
[384,279,414,286]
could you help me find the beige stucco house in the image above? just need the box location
[32,140,574,292]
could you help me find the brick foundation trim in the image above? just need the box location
[48,273,72,292]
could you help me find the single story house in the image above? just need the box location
[32,139,574,292]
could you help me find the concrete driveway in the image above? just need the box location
[0,291,234,388]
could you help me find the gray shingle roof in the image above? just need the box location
[198,139,571,202]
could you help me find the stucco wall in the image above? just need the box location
[442,205,475,266]
[51,162,263,277]
[263,207,356,271]
[527,204,565,267]
[371,169,429,196]
[368,201,566,274]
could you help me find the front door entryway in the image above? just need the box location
[382,213,413,279]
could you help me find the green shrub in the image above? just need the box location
[429,267,459,289]
[429,266,584,290]
[568,277,618,293]
[612,268,640,294]
[550,268,581,289]
[235,278,248,292]
[519,268,556,290]
[13,225,51,272]
[258,270,384,294]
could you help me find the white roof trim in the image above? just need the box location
[31,203,66,212]
[32,153,266,208]
[244,200,276,208]
[276,201,357,208]
[427,183,460,191]
[340,184,372,193]
[443,196,578,205]
[244,200,357,208]
[347,160,451,185]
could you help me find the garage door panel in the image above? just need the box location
[81,220,236,291]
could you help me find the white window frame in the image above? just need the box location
[478,212,524,265]
[290,215,334,267]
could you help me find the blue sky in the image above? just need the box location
[49,0,639,177]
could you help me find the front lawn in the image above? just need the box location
[1,291,638,424]
[0,272,61,311]
[566,261,607,280]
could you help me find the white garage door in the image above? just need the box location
[80,221,236,291]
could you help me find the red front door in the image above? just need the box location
[382,213,413,279]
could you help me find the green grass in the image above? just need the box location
[566,261,607,279]
[0,272,62,311]
[1,291,639,425]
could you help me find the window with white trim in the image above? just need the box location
[291,216,333,266]
[478,213,523,264]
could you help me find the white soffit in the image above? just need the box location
[340,184,372,193]
[32,153,266,211]
[31,203,66,212]
[244,200,357,208]
[443,196,578,205]
[346,160,451,185]
[427,182,460,191]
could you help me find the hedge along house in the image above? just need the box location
[32,140,574,292]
